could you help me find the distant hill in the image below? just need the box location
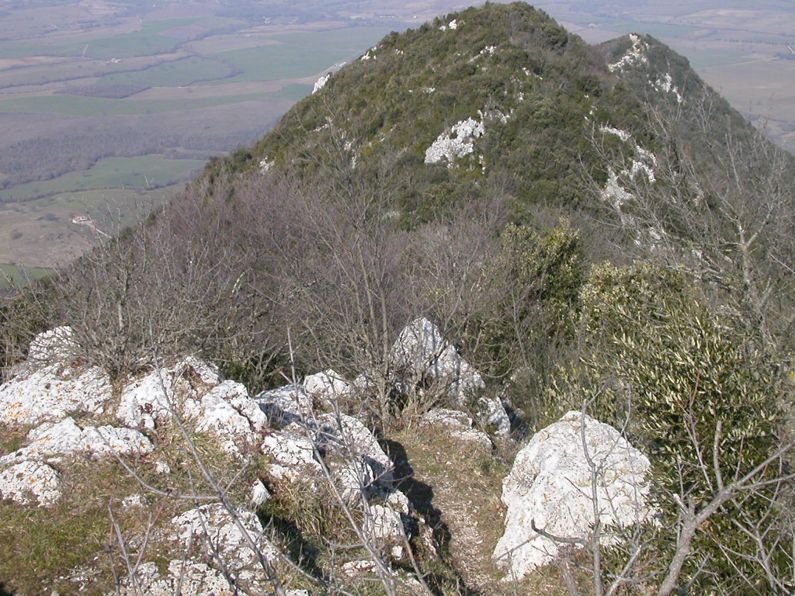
[1,4,793,594]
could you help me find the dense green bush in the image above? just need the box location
[554,262,788,590]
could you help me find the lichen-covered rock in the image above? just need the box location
[389,318,484,405]
[318,413,393,485]
[27,326,77,364]
[0,363,112,428]
[493,411,653,580]
[117,357,222,430]
[475,397,511,437]
[365,503,406,547]
[117,359,266,455]
[171,503,279,574]
[0,417,153,468]
[254,384,314,428]
[194,381,268,455]
[120,560,232,595]
[261,424,323,484]
[420,408,492,449]
[303,369,352,409]
[0,460,61,506]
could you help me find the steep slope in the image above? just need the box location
[1,4,793,595]
[219,3,656,224]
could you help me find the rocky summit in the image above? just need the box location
[0,3,793,594]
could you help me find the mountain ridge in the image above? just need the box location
[0,4,792,593]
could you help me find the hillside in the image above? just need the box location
[0,3,793,594]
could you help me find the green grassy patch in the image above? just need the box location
[0,18,197,60]
[80,55,235,94]
[0,263,52,291]
[0,89,287,116]
[206,26,392,84]
[0,156,203,203]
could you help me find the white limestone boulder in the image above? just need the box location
[0,330,112,428]
[0,460,61,506]
[117,359,266,455]
[420,408,492,450]
[493,411,653,580]
[253,384,314,428]
[260,424,323,484]
[194,380,268,455]
[475,396,511,437]
[117,357,222,431]
[365,504,407,552]
[318,412,393,485]
[389,318,485,405]
[120,560,231,595]
[171,503,279,573]
[0,417,153,467]
[303,369,352,409]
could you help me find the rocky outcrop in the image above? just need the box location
[116,357,222,430]
[389,318,512,439]
[170,503,280,572]
[475,397,511,437]
[118,359,267,455]
[303,369,352,410]
[0,416,153,506]
[258,381,411,559]
[0,417,153,467]
[493,411,653,580]
[194,381,268,455]
[0,460,61,507]
[419,408,492,450]
[0,328,112,428]
[120,560,232,595]
[261,423,323,484]
[389,317,485,405]
[254,384,314,427]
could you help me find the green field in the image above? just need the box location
[207,27,392,84]
[0,155,204,202]
[0,263,51,291]
[0,90,277,115]
[0,18,197,60]
[0,59,143,89]
[86,55,235,91]
[29,185,181,226]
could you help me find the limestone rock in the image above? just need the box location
[318,413,393,485]
[390,318,484,405]
[365,504,406,547]
[254,384,314,428]
[0,362,112,428]
[117,357,222,431]
[0,417,153,468]
[475,397,511,437]
[0,461,61,506]
[120,560,232,595]
[194,381,268,455]
[303,369,352,409]
[117,359,266,455]
[493,411,653,580]
[420,408,492,449]
[261,424,323,484]
[171,503,279,573]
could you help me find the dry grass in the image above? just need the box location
[0,424,266,594]
[388,427,572,595]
